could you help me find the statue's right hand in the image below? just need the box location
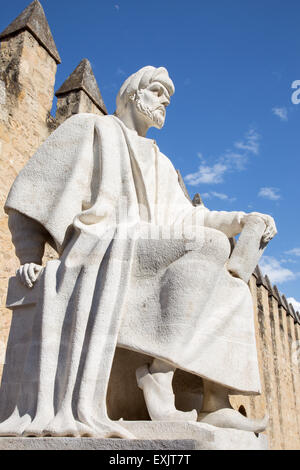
[17,263,43,289]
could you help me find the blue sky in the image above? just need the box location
[2,1,300,308]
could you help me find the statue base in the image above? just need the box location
[0,437,197,450]
[0,421,268,450]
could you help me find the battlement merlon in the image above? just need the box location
[0,0,61,64]
[55,58,108,123]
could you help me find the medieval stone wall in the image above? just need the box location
[229,273,300,449]
[0,0,299,450]
[0,29,57,380]
[0,1,106,380]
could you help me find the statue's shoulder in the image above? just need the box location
[76,113,124,133]
[158,150,177,175]
[62,112,111,126]
[53,114,122,143]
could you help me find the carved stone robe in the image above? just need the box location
[0,114,261,437]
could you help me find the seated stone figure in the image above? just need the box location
[0,66,276,438]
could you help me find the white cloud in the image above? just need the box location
[202,191,236,202]
[280,258,297,264]
[114,4,120,11]
[234,128,260,155]
[211,191,230,200]
[197,152,205,160]
[185,128,260,187]
[285,248,300,257]
[223,151,248,171]
[287,297,300,312]
[116,67,126,76]
[260,256,298,284]
[258,187,281,201]
[185,163,227,185]
[272,107,288,121]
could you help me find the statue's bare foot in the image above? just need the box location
[136,364,197,422]
[198,408,268,433]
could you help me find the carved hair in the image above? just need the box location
[115,66,175,116]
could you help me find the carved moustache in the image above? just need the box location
[135,99,166,127]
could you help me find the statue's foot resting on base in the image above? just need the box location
[198,408,269,433]
[200,379,268,433]
[136,363,197,422]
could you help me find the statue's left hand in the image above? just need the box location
[243,212,277,243]
[17,263,43,288]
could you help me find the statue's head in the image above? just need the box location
[115,66,175,130]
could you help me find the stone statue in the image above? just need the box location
[0,66,276,440]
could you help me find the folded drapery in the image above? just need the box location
[1,114,261,437]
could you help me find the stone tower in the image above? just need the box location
[0,0,107,381]
[56,58,107,123]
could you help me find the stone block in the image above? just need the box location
[0,422,268,450]
[121,421,268,450]
[0,437,198,451]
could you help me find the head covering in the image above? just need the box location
[116,66,175,115]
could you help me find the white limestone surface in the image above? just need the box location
[1,66,277,440]
[0,422,268,450]
[121,421,268,450]
[0,437,198,450]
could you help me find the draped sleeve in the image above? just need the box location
[5,114,102,253]
[7,209,50,265]
[202,207,246,238]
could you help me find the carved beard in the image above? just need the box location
[135,95,165,129]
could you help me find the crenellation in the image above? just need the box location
[282,294,293,318]
[0,0,61,64]
[273,285,283,307]
[254,265,264,286]
[264,275,275,297]
[285,312,300,442]
[192,193,203,207]
[257,282,283,449]
[55,88,106,123]
[276,299,299,448]
[289,303,298,324]
[55,58,107,124]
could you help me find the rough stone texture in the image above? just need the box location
[0,8,107,405]
[229,277,300,450]
[121,421,268,450]
[56,59,107,114]
[227,215,266,283]
[56,90,105,124]
[0,420,268,450]
[192,193,204,207]
[0,0,61,64]
[0,437,198,451]
[0,29,58,370]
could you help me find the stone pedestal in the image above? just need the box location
[0,422,268,450]
[0,437,197,450]
[121,421,268,450]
